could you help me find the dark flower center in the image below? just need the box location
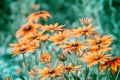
[82,29,88,32]
[94,56,100,60]
[96,40,102,44]
[43,58,48,62]
[32,36,37,39]
[20,48,26,52]
[48,70,55,74]
[59,37,64,41]
[72,43,78,47]
[65,67,71,70]
[24,26,31,31]
[112,58,116,62]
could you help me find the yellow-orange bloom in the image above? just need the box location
[11,44,35,56]
[16,22,40,38]
[49,31,68,45]
[40,23,65,32]
[27,10,52,23]
[81,52,111,67]
[59,41,86,55]
[22,31,49,42]
[10,41,35,56]
[100,57,120,74]
[35,65,63,80]
[40,34,49,42]
[79,17,92,26]
[72,24,97,37]
[89,44,112,53]
[62,63,81,73]
[40,52,51,64]
[87,35,113,46]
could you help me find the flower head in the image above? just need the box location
[49,31,68,45]
[81,52,111,67]
[62,63,81,73]
[79,17,92,26]
[40,23,65,32]
[36,65,63,80]
[27,10,52,23]
[10,42,35,56]
[100,57,120,74]
[87,35,113,46]
[59,41,86,55]
[40,52,51,64]
[89,44,112,53]
[72,24,97,37]
[16,22,40,38]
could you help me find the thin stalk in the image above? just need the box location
[115,68,120,80]
[75,54,78,79]
[22,54,29,80]
[50,77,53,80]
[96,63,99,80]
[84,35,90,80]
[69,72,70,80]
[34,50,38,67]
[84,63,89,80]
[33,50,39,80]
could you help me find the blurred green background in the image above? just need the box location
[0,0,120,79]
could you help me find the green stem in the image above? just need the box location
[69,72,70,80]
[97,63,99,80]
[115,68,120,80]
[22,54,29,80]
[84,63,89,80]
[75,55,78,80]
[34,50,38,67]
[50,77,53,80]
[33,51,39,80]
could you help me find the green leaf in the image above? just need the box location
[71,73,81,80]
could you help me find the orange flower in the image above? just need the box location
[10,41,35,56]
[72,24,97,37]
[89,44,112,53]
[40,34,49,42]
[25,31,49,41]
[79,17,92,26]
[49,31,68,45]
[36,65,63,80]
[16,22,40,38]
[87,35,113,46]
[81,52,111,67]
[62,63,81,73]
[59,41,86,55]
[100,57,120,74]
[18,34,40,49]
[40,52,51,64]
[27,10,52,23]
[40,23,65,32]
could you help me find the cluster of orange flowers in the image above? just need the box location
[10,10,120,80]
